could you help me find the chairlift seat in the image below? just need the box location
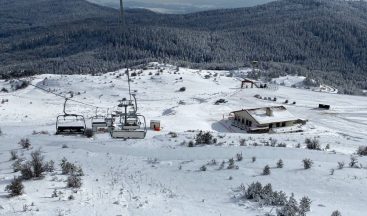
[57,126,85,134]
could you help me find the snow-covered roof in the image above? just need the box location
[233,106,298,125]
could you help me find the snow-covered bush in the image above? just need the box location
[349,156,358,168]
[236,153,243,161]
[337,161,345,169]
[20,162,34,180]
[195,131,214,145]
[331,210,342,216]
[302,159,313,169]
[277,159,284,168]
[239,139,246,146]
[277,143,287,148]
[84,128,93,138]
[10,150,18,161]
[44,160,55,172]
[67,175,82,188]
[18,138,31,149]
[12,158,23,172]
[227,158,238,169]
[305,137,320,150]
[357,146,367,156]
[188,140,195,147]
[60,158,84,176]
[299,196,312,215]
[200,165,207,171]
[5,177,24,197]
[219,161,225,170]
[263,165,271,175]
[330,169,335,175]
[270,138,278,147]
[168,132,178,138]
[242,182,287,206]
[30,150,45,178]
[11,80,29,91]
[252,156,256,163]
[178,87,186,92]
[277,193,299,216]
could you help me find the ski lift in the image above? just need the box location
[110,71,147,139]
[56,98,86,135]
[91,108,108,132]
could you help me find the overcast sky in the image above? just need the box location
[88,0,275,13]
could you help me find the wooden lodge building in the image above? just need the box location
[230,106,300,133]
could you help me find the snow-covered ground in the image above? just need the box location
[1,63,367,216]
[272,75,338,94]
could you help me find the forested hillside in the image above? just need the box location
[1,0,367,94]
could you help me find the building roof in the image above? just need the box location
[232,106,297,125]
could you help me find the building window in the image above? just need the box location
[242,119,244,124]
[282,122,286,127]
[269,123,273,128]
[276,123,280,127]
[249,121,252,127]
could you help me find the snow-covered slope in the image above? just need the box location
[1,63,366,216]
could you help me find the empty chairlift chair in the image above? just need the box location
[91,108,108,132]
[56,98,86,135]
[110,96,147,139]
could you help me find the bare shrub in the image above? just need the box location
[168,132,178,138]
[305,137,321,150]
[188,140,195,147]
[20,162,34,180]
[68,194,75,200]
[349,156,358,168]
[330,168,335,175]
[277,143,287,148]
[67,175,82,188]
[60,158,84,176]
[236,153,243,161]
[239,139,247,146]
[5,177,24,197]
[178,87,186,92]
[19,138,31,149]
[30,150,45,178]
[252,156,256,163]
[44,160,55,172]
[357,146,367,156]
[270,138,277,147]
[337,161,345,170]
[331,210,342,216]
[200,165,207,171]
[302,158,313,169]
[227,158,238,169]
[10,150,18,161]
[12,158,24,172]
[195,131,214,145]
[84,128,93,138]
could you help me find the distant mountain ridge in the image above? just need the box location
[1,0,367,94]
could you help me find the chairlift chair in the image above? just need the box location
[91,108,108,132]
[110,95,147,139]
[56,98,86,135]
[111,113,147,139]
